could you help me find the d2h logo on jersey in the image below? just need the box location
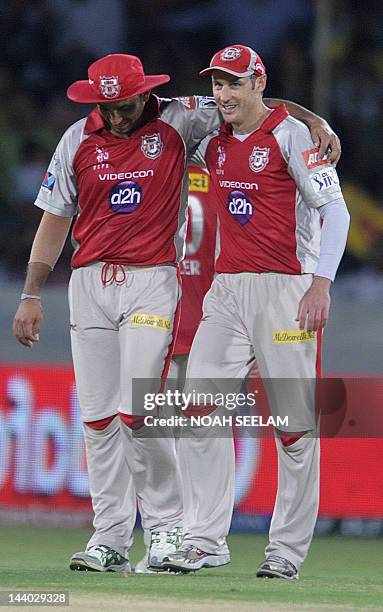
[227,190,253,225]
[249,146,270,173]
[141,133,163,160]
[99,75,121,99]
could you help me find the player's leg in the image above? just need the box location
[165,276,254,572]
[68,266,136,572]
[117,266,183,568]
[244,273,320,579]
[135,354,188,574]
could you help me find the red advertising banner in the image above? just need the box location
[0,365,382,519]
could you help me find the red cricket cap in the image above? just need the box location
[200,44,266,78]
[67,54,170,103]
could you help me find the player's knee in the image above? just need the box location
[276,429,307,447]
[183,403,216,417]
[85,414,118,431]
[119,412,146,430]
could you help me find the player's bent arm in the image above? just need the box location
[297,199,350,331]
[265,97,341,164]
[13,212,72,348]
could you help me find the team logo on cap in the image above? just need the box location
[220,47,242,61]
[249,146,270,173]
[99,75,121,99]
[141,133,163,160]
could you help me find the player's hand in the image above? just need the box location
[310,121,341,165]
[296,277,331,332]
[13,299,43,348]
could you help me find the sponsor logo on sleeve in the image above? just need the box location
[41,172,55,192]
[302,147,328,170]
[178,96,193,109]
[310,167,339,193]
[249,146,269,173]
[195,96,216,108]
[227,190,253,225]
[272,330,317,344]
[53,152,61,170]
[130,313,171,331]
[141,133,163,160]
[189,172,209,192]
[109,180,142,213]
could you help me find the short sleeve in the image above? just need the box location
[34,118,87,217]
[275,117,344,209]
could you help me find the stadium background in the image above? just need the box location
[1,0,382,537]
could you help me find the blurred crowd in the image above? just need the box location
[1,0,382,286]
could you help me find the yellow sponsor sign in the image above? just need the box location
[130,313,171,331]
[273,330,316,344]
[189,172,209,192]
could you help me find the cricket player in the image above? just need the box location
[13,52,341,574]
[135,164,217,573]
[164,45,350,579]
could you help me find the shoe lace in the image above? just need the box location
[91,545,123,564]
[151,527,182,548]
[167,527,183,547]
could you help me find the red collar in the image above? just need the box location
[84,94,161,135]
[221,104,289,136]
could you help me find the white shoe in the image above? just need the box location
[148,526,182,569]
[163,544,230,573]
[135,552,157,574]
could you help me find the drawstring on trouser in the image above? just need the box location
[101,263,127,286]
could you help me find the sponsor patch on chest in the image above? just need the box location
[109,180,142,213]
[227,190,253,225]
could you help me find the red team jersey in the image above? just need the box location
[203,105,343,275]
[35,95,220,269]
[175,166,217,354]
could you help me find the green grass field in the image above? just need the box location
[0,527,382,611]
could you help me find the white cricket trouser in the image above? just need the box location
[180,273,320,567]
[68,263,183,552]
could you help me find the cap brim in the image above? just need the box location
[199,66,254,77]
[67,74,170,103]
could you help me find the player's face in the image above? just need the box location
[212,72,265,131]
[98,93,150,136]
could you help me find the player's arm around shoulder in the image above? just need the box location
[265,97,341,164]
[13,212,72,348]
[160,96,221,152]
[279,116,342,209]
